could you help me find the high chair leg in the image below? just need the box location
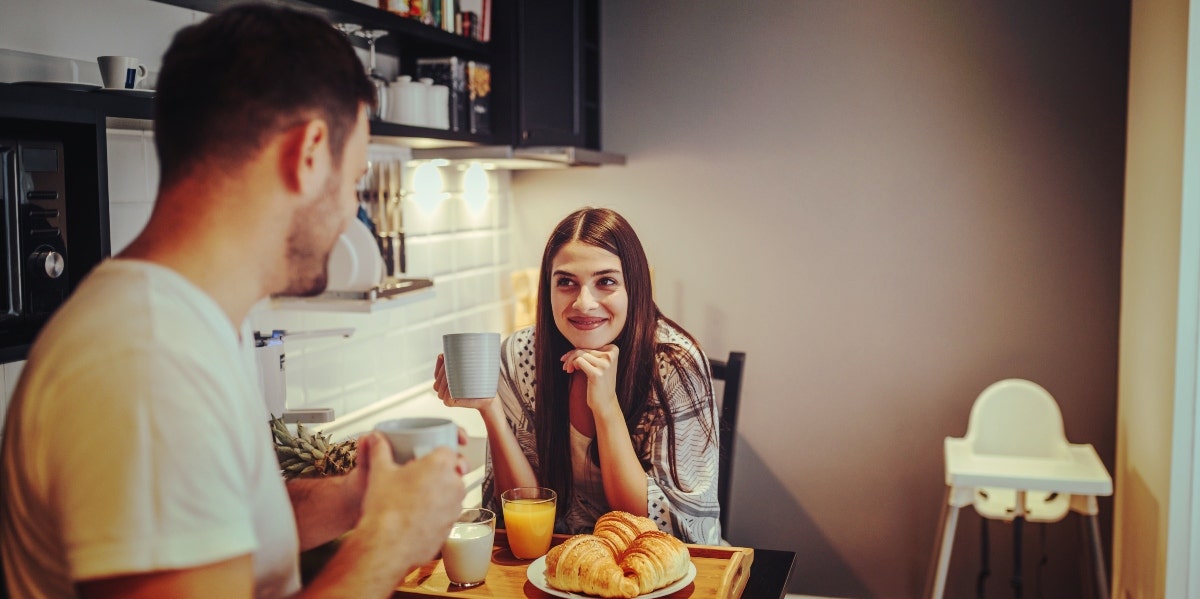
[1011,516,1024,598]
[1086,514,1109,599]
[929,492,961,599]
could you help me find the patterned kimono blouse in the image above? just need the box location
[481,320,722,545]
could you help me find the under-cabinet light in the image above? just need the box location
[410,162,446,213]
[462,162,490,214]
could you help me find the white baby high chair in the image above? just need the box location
[927,379,1112,599]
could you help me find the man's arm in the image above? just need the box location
[79,436,465,599]
[288,473,364,551]
[299,434,466,597]
[289,427,469,551]
[77,556,253,599]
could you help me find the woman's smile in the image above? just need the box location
[568,316,609,330]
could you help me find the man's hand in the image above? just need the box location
[356,432,466,565]
[301,431,467,597]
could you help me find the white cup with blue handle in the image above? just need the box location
[97,56,147,90]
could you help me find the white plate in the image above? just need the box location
[13,81,101,92]
[326,219,384,291]
[95,88,155,97]
[526,555,697,599]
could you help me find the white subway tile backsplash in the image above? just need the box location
[341,335,379,386]
[403,197,452,236]
[341,381,378,415]
[402,238,433,278]
[458,196,497,231]
[431,237,456,275]
[298,346,345,404]
[497,232,512,266]
[376,336,406,378]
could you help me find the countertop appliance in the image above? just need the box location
[1,138,70,321]
[0,87,111,364]
[254,328,355,423]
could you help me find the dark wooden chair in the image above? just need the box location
[709,351,746,536]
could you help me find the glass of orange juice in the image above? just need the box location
[501,487,557,559]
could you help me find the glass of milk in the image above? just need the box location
[443,507,496,588]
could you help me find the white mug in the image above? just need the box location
[97,56,147,90]
[374,417,457,464]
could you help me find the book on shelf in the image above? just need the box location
[467,61,490,135]
[379,0,413,17]
[457,0,491,41]
[379,0,490,42]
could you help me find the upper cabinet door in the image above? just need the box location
[516,0,599,148]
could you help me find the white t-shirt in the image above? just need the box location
[0,259,300,598]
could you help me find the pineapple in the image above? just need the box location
[269,416,358,479]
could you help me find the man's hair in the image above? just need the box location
[153,4,375,189]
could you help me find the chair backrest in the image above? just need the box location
[965,378,1070,460]
[709,351,746,536]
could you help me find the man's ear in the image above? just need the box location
[279,119,330,195]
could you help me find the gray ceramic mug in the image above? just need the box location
[442,333,501,399]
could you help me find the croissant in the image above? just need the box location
[544,512,691,598]
[593,511,658,550]
[545,535,638,598]
[620,530,692,595]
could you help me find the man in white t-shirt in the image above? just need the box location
[0,5,466,598]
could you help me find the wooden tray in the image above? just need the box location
[393,530,754,598]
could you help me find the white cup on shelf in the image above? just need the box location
[398,75,427,127]
[387,76,408,123]
[97,56,147,89]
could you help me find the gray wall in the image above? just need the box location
[510,2,1129,597]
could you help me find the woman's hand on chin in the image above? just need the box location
[561,345,621,417]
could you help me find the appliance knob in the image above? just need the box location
[31,251,64,279]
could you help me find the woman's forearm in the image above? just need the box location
[479,401,538,497]
[593,409,649,515]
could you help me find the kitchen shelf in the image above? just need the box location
[148,0,490,59]
[369,121,489,147]
[270,277,435,313]
[0,83,488,148]
[0,83,153,122]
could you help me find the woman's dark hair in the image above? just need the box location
[532,207,715,510]
[153,3,376,190]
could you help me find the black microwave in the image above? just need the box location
[0,92,111,363]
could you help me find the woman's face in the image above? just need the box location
[549,241,629,349]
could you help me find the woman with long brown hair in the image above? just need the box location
[435,207,721,544]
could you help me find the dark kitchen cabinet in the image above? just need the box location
[16,0,610,155]
[148,0,502,146]
[503,0,601,149]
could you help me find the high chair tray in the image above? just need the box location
[944,438,1113,495]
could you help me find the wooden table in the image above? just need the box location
[391,530,769,598]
